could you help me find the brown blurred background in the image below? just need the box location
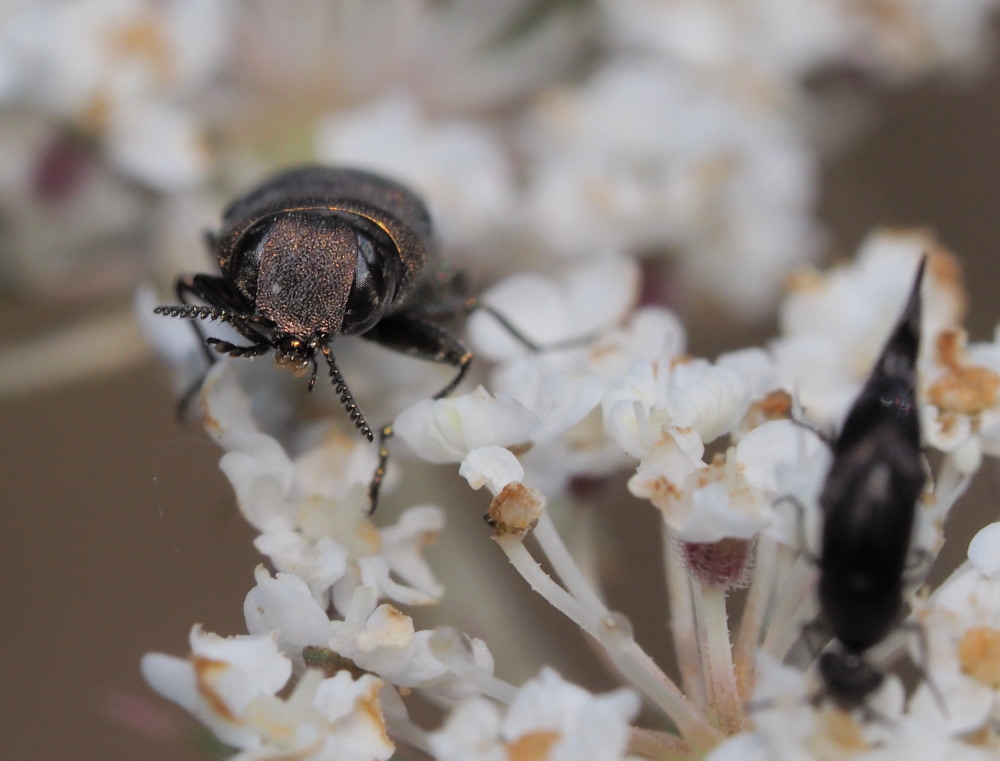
[3,46,1000,761]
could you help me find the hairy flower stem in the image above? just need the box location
[692,581,743,734]
[533,511,609,613]
[665,526,704,705]
[628,726,697,761]
[734,534,778,697]
[497,535,721,749]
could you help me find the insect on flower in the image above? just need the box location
[155,165,533,510]
[811,255,928,710]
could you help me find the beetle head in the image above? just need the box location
[274,334,314,376]
[818,650,885,709]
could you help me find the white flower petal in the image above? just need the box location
[244,566,333,649]
[666,362,752,443]
[460,446,525,495]
[968,522,1000,579]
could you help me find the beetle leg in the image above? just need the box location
[175,275,231,364]
[359,315,474,512]
[362,314,473,398]
[368,422,394,514]
[307,356,319,392]
[170,274,262,362]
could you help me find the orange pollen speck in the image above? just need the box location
[958,626,1000,687]
[106,17,174,82]
[192,656,238,723]
[486,482,544,538]
[927,365,1000,415]
[357,683,391,747]
[815,708,870,752]
[507,730,561,761]
[757,389,794,419]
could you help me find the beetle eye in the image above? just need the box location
[342,220,404,335]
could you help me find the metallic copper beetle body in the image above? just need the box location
[155,166,477,509]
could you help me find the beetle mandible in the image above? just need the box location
[155,165,518,510]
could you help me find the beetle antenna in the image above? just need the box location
[155,304,232,322]
[320,345,373,441]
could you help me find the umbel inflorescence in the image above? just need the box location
[142,227,1000,761]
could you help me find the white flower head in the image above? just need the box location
[605,356,752,462]
[316,93,517,254]
[144,623,395,761]
[328,586,495,702]
[523,57,819,316]
[428,668,639,761]
[914,565,1000,735]
[141,625,293,749]
[201,363,444,609]
[467,253,640,363]
[774,231,964,428]
[0,0,228,188]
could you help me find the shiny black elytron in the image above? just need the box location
[813,255,928,709]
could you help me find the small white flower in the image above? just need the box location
[144,646,394,761]
[394,386,540,464]
[502,668,639,761]
[714,652,917,761]
[426,698,506,761]
[373,504,446,601]
[328,587,494,701]
[914,565,1000,734]
[602,359,669,458]
[922,325,1000,473]
[244,566,334,652]
[141,625,293,749]
[428,668,639,761]
[664,360,752,443]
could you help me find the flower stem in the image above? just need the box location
[691,580,743,734]
[533,511,608,613]
[496,534,721,749]
[428,628,519,704]
[761,552,817,662]
[734,534,777,699]
[664,525,704,706]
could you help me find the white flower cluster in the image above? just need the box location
[2,0,999,315]
[144,229,1000,759]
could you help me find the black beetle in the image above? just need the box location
[811,255,928,710]
[156,165,510,509]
